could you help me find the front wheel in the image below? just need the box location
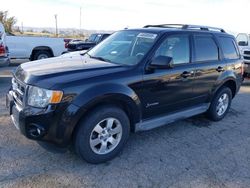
[207,87,232,121]
[74,105,130,164]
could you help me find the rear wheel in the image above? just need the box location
[75,105,130,164]
[207,87,232,121]
[33,50,52,60]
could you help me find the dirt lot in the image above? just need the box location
[0,66,250,188]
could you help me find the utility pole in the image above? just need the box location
[21,22,23,33]
[80,7,82,31]
[55,14,58,37]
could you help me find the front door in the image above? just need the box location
[142,34,196,119]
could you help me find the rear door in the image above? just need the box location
[191,33,225,104]
[218,36,242,78]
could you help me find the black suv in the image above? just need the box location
[6,24,243,163]
[67,33,110,52]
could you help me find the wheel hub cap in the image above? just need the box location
[216,93,229,116]
[90,118,122,155]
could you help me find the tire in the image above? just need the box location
[75,105,130,164]
[207,87,232,121]
[33,50,52,60]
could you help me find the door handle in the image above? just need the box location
[181,71,193,78]
[216,66,224,72]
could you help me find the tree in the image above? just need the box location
[0,11,17,34]
[41,30,50,34]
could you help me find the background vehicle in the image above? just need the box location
[67,33,110,52]
[6,34,67,61]
[0,23,10,66]
[236,33,250,78]
[7,24,243,164]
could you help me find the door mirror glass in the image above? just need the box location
[150,55,173,69]
[238,41,248,46]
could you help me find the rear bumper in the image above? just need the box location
[0,56,10,66]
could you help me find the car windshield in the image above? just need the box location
[87,34,97,42]
[86,30,158,65]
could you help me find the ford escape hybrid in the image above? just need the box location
[6,24,243,163]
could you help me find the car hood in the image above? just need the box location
[14,55,126,88]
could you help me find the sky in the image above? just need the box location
[1,0,249,33]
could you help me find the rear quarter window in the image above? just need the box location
[219,37,239,59]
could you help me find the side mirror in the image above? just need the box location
[238,41,248,46]
[149,56,173,69]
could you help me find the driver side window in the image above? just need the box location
[154,35,190,65]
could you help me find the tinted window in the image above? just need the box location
[194,36,219,62]
[94,34,102,42]
[219,37,239,59]
[154,35,190,64]
[88,34,97,42]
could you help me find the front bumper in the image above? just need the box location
[244,63,250,78]
[6,90,80,147]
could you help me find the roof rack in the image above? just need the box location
[143,24,226,33]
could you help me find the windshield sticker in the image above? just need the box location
[137,33,157,39]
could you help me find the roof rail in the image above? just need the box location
[143,24,226,33]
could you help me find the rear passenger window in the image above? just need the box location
[219,37,239,59]
[194,36,219,62]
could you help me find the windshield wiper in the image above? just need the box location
[86,53,111,63]
[91,56,112,63]
[85,52,117,64]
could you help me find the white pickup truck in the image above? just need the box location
[0,23,10,66]
[236,33,250,78]
[1,22,67,61]
[6,35,67,60]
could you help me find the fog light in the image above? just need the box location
[27,124,45,138]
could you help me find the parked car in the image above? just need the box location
[67,33,110,52]
[236,33,250,78]
[1,21,67,61]
[0,23,10,66]
[6,24,243,164]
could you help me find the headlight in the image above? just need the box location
[27,86,63,108]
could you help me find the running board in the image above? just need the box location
[135,104,210,132]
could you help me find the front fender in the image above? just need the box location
[56,83,142,145]
[73,83,141,109]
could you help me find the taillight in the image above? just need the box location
[64,39,71,49]
[0,44,6,56]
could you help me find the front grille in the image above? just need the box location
[244,56,250,60]
[12,78,26,106]
[244,51,250,55]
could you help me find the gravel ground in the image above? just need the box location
[0,67,250,188]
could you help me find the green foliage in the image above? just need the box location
[0,11,17,34]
